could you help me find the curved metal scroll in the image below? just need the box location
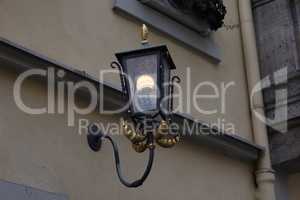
[105,133,155,188]
[111,61,127,96]
[170,76,181,112]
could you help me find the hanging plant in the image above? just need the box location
[168,0,227,31]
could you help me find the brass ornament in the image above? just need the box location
[156,120,167,134]
[122,119,180,151]
[141,24,149,45]
[156,137,179,148]
[132,142,148,153]
[155,120,180,148]
[122,119,146,143]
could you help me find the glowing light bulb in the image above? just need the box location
[136,75,155,91]
[134,75,157,112]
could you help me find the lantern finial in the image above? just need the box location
[141,24,149,45]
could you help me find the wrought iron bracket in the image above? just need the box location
[87,124,103,152]
[87,123,155,188]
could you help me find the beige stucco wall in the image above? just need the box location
[0,0,258,199]
[0,66,256,199]
[0,0,253,140]
[288,173,300,200]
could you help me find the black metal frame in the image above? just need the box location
[115,45,176,117]
[170,75,181,113]
[110,61,127,96]
[118,50,162,116]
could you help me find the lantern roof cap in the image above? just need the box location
[115,45,176,69]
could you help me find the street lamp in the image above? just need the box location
[87,24,181,188]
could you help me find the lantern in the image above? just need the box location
[87,25,180,188]
[115,45,176,119]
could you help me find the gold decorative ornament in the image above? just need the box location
[141,24,149,45]
[155,120,180,148]
[156,137,178,148]
[122,119,146,144]
[156,120,169,139]
[132,142,148,153]
[122,119,180,150]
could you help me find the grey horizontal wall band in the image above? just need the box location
[0,180,68,200]
[113,0,221,63]
[0,38,262,162]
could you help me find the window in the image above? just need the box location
[113,0,223,62]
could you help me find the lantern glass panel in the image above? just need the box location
[160,58,171,114]
[125,54,160,114]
